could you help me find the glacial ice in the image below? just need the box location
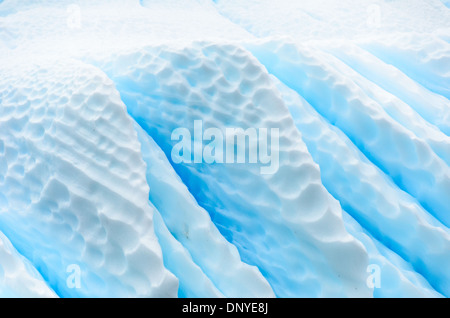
[272,75,450,296]
[135,122,274,297]
[0,60,178,297]
[0,230,57,297]
[0,0,449,298]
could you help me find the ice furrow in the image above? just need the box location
[324,42,450,136]
[1,0,449,298]
[0,60,178,297]
[134,121,275,297]
[272,76,450,297]
[319,43,450,165]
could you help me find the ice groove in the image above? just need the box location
[246,40,450,228]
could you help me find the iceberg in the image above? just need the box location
[0,0,449,298]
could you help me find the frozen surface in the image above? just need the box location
[135,122,274,297]
[272,76,450,296]
[0,230,57,297]
[0,60,178,297]
[97,44,371,297]
[0,0,449,297]
[247,40,450,229]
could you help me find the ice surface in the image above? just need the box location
[95,44,371,297]
[342,212,442,298]
[247,40,450,228]
[0,0,449,298]
[0,230,57,297]
[135,122,274,297]
[272,76,450,296]
[0,60,177,297]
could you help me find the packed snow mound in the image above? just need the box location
[0,1,449,298]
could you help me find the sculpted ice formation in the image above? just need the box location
[272,76,450,297]
[0,231,57,297]
[323,42,450,136]
[0,61,178,297]
[135,122,275,297]
[95,44,372,297]
[247,40,450,228]
[0,0,449,298]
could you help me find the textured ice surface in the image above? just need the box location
[0,0,449,298]
[272,76,450,296]
[247,40,450,228]
[91,44,371,297]
[135,122,274,297]
[0,60,178,297]
[0,231,57,297]
[342,212,442,298]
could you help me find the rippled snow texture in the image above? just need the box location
[0,0,449,298]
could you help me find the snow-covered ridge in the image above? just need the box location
[0,0,449,297]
